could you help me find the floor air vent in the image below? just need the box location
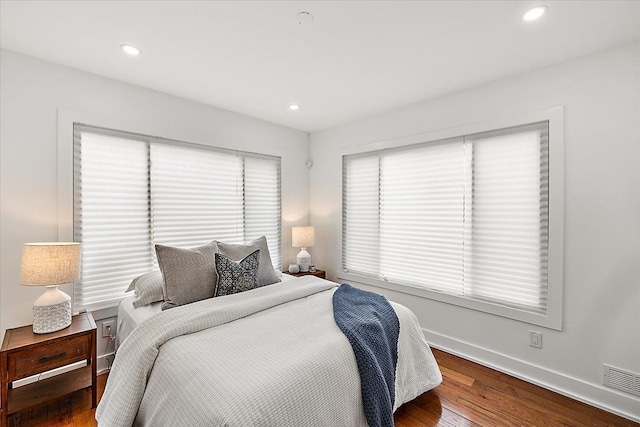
[603,364,640,397]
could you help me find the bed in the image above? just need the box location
[99,274,442,427]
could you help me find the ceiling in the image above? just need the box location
[2,1,640,132]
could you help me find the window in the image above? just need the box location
[73,124,281,311]
[342,118,561,328]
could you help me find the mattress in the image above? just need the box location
[116,296,162,349]
[116,272,295,348]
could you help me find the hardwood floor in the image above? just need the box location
[395,349,639,427]
[6,349,638,426]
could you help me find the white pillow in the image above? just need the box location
[126,270,165,308]
[156,242,218,310]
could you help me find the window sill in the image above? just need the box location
[337,271,562,331]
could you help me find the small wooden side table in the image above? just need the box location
[0,311,97,427]
[285,269,326,279]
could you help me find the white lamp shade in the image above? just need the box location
[20,242,82,286]
[292,226,315,248]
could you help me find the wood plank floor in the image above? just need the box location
[6,349,639,426]
[395,349,639,427]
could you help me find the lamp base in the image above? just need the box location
[296,248,311,272]
[32,286,72,334]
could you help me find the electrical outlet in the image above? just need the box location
[102,320,115,338]
[529,331,542,349]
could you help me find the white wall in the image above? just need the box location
[0,50,310,351]
[310,41,640,420]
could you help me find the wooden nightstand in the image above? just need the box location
[0,312,97,427]
[285,269,326,279]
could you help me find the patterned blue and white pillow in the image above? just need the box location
[214,249,260,297]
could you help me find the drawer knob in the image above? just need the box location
[38,352,66,364]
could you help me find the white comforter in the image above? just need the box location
[96,277,442,427]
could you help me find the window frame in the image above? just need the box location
[58,109,283,318]
[339,107,564,330]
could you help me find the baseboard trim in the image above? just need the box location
[423,328,640,423]
[97,352,114,375]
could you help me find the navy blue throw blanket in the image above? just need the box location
[333,284,400,427]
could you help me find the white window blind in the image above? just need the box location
[464,124,548,311]
[343,121,549,315]
[74,124,281,311]
[243,156,282,265]
[342,154,381,276]
[150,144,244,247]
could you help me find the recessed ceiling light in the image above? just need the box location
[121,44,141,56]
[522,5,548,21]
[289,104,300,111]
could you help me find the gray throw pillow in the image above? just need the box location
[214,250,260,297]
[215,236,280,287]
[155,242,218,310]
[126,270,164,308]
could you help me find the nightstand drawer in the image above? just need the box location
[7,334,90,381]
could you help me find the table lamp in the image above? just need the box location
[292,226,315,272]
[20,242,81,334]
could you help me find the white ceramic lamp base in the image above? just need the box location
[296,248,311,272]
[32,285,72,334]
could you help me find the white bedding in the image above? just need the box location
[99,276,441,427]
[116,296,161,349]
[116,273,296,348]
